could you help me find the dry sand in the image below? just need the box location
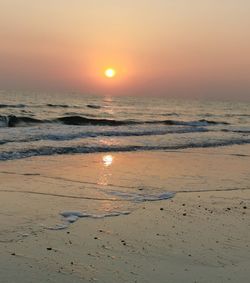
[0,146,249,283]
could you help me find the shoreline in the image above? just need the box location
[0,145,249,282]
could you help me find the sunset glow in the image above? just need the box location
[0,1,249,100]
[105,68,116,78]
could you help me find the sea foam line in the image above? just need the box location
[0,138,250,161]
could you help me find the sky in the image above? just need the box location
[0,0,250,100]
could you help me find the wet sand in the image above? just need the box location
[0,145,249,282]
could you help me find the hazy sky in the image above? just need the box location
[0,0,250,99]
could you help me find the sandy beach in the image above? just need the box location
[1,0,250,281]
[0,145,249,282]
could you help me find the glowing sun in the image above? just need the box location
[105,68,116,78]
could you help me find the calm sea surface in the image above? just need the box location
[0,90,250,161]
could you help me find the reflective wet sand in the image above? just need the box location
[0,145,249,282]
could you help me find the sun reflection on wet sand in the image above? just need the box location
[103,155,113,167]
[97,154,114,186]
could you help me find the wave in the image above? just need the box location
[0,114,229,128]
[0,138,249,161]
[86,104,101,109]
[46,103,70,108]
[0,103,84,109]
[0,115,134,127]
[162,112,179,117]
[161,119,229,126]
[0,127,208,145]
[56,116,135,126]
[221,129,250,134]
[225,113,250,118]
[55,116,221,126]
[46,103,83,109]
[0,104,25,108]
[0,115,43,127]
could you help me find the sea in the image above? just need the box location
[0,90,250,228]
[0,90,250,161]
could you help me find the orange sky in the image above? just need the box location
[0,0,250,100]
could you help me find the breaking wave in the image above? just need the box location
[0,114,229,128]
[0,127,208,145]
[0,104,26,108]
[0,138,249,161]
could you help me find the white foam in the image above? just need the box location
[60,211,88,218]
[44,210,132,230]
[65,215,80,223]
[108,191,175,202]
[46,223,69,230]
[46,193,174,231]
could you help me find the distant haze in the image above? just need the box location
[0,0,250,100]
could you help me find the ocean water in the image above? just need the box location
[0,90,250,161]
[0,90,250,229]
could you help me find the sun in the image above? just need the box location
[105,68,116,78]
